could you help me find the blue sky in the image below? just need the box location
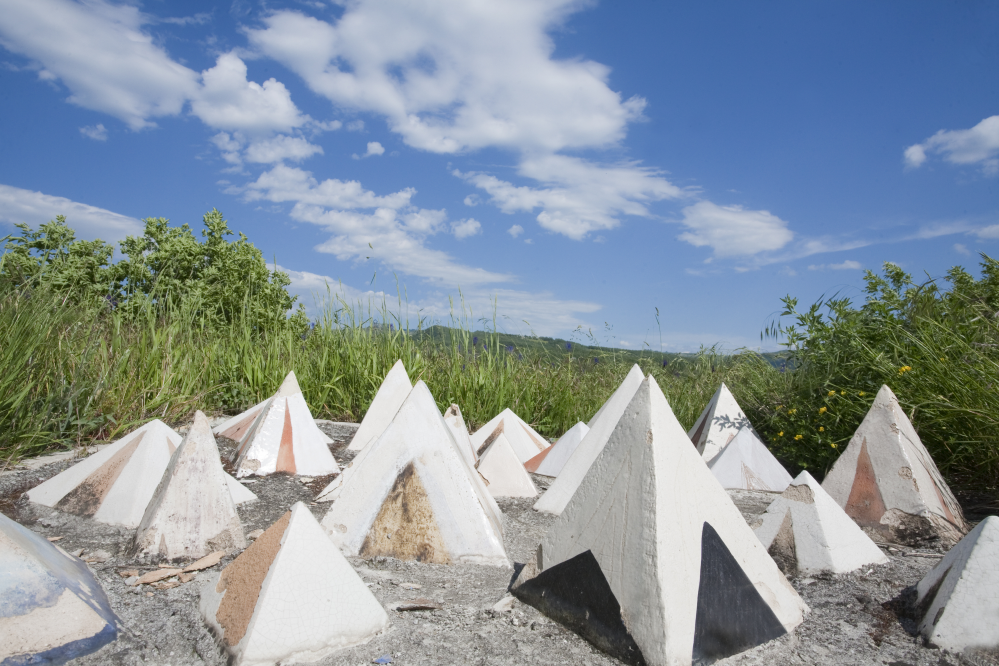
[1,0,997,351]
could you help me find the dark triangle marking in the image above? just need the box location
[692,522,787,664]
[511,550,646,666]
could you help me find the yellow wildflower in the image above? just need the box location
[794,434,803,441]
[818,406,827,415]
[827,390,836,397]
[831,442,837,449]
[778,431,784,437]
[898,365,912,375]
[788,408,797,415]
[859,391,866,397]
[819,426,825,432]
[840,390,845,395]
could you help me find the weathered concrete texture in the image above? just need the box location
[470,409,551,464]
[476,433,538,498]
[687,383,758,465]
[822,385,969,547]
[708,426,794,492]
[347,359,413,452]
[443,404,478,470]
[526,421,589,477]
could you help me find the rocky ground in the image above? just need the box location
[1,427,996,666]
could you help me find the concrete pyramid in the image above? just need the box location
[320,381,508,567]
[913,516,999,652]
[753,471,888,575]
[347,359,412,452]
[216,399,333,445]
[533,364,645,515]
[230,371,340,478]
[470,408,550,464]
[1,511,118,663]
[26,420,255,527]
[512,377,807,666]
[526,421,590,477]
[443,403,477,469]
[688,383,757,464]
[707,426,793,492]
[476,432,538,498]
[132,411,246,561]
[821,385,968,546]
[200,502,389,665]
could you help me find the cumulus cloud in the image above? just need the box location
[353,141,386,159]
[807,260,863,271]
[451,218,481,239]
[244,135,323,164]
[678,201,794,258]
[507,224,524,238]
[974,224,999,240]
[0,183,143,241]
[904,115,999,175]
[79,124,107,141]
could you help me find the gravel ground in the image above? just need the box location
[2,431,996,666]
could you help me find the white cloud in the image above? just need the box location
[0,183,143,241]
[365,141,384,156]
[954,243,971,255]
[346,120,365,132]
[904,115,999,175]
[974,224,999,239]
[463,194,480,207]
[79,123,107,141]
[451,218,481,239]
[245,165,415,209]
[807,260,862,271]
[244,135,323,164]
[507,224,524,238]
[678,201,794,258]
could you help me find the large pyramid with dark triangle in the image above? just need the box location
[513,376,807,666]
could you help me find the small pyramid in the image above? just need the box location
[913,516,999,653]
[1,512,118,663]
[444,403,478,469]
[476,432,538,498]
[470,408,550,463]
[347,359,412,452]
[230,371,340,478]
[821,385,968,546]
[131,411,246,561]
[216,398,334,445]
[512,376,807,666]
[200,502,389,665]
[688,383,758,464]
[753,471,888,575]
[708,426,793,492]
[320,381,508,567]
[526,421,589,477]
[533,364,644,515]
[26,420,255,527]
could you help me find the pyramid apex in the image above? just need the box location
[276,370,302,397]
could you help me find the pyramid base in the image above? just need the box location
[857,509,965,549]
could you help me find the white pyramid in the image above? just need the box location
[347,359,412,452]
[708,426,793,492]
[526,421,589,477]
[476,432,538,498]
[822,385,967,546]
[469,408,550,464]
[688,383,758,464]
[753,471,888,575]
[320,381,508,567]
[913,516,999,652]
[0,512,119,664]
[443,403,477,469]
[533,364,644,515]
[230,371,340,478]
[132,411,246,561]
[200,502,389,665]
[26,420,255,527]
[512,377,807,666]
[216,398,334,445]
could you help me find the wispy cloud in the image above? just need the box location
[79,123,107,141]
[904,115,999,175]
[807,260,863,271]
[0,183,143,241]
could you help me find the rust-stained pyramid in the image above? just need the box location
[688,383,757,464]
[821,385,967,546]
[200,502,389,665]
[228,371,339,478]
[320,381,508,567]
[347,359,412,452]
[476,432,538,498]
[513,376,807,666]
[27,420,255,527]
[470,408,550,464]
[444,403,477,469]
[131,411,246,562]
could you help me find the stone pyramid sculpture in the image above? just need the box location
[347,359,412,452]
[525,421,589,477]
[229,371,340,478]
[470,408,550,463]
[688,383,757,464]
[444,403,477,469]
[821,385,967,546]
[27,420,255,527]
[200,502,389,665]
[533,365,644,515]
[707,426,793,492]
[215,397,332,446]
[1,512,118,663]
[476,432,538,498]
[913,516,999,653]
[320,381,508,567]
[131,411,246,561]
[513,376,807,666]
[753,471,888,575]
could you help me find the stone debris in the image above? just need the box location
[525,421,589,478]
[469,408,550,464]
[492,594,517,612]
[533,365,644,515]
[687,382,759,464]
[513,376,807,666]
[707,426,793,492]
[131,411,247,562]
[753,471,888,575]
[183,550,226,572]
[0,511,119,663]
[913,515,999,653]
[46,535,63,541]
[246,528,265,540]
[476,432,539,498]
[348,359,413,452]
[133,568,183,585]
[821,385,968,547]
[228,371,340,478]
[443,403,478,469]
[200,501,389,665]
[391,598,443,612]
[320,381,509,568]
[396,582,422,589]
